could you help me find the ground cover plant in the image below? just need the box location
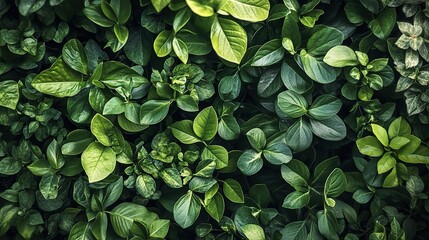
[0,0,429,239]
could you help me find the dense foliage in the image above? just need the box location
[1,0,429,239]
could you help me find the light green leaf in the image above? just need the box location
[160,168,183,188]
[32,57,85,98]
[136,174,156,198]
[210,17,247,64]
[193,106,218,141]
[172,37,189,64]
[109,202,158,237]
[149,219,170,238]
[202,145,228,169]
[323,45,359,67]
[81,142,116,183]
[140,100,171,125]
[151,0,171,12]
[222,0,270,22]
[154,30,173,57]
[251,39,284,67]
[204,192,224,222]
[377,152,396,174]
[282,191,310,209]
[242,224,266,240]
[356,136,384,157]
[223,178,244,203]
[0,80,19,110]
[277,90,308,118]
[170,120,201,144]
[371,124,389,147]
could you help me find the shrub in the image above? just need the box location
[0,0,429,239]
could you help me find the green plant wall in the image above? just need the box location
[0,0,429,239]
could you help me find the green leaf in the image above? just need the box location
[300,50,337,84]
[140,100,171,125]
[0,80,19,110]
[149,219,170,238]
[201,145,228,169]
[308,94,342,120]
[389,136,410,150]
[222,0,269,22]
[368,8,396,39]
[194,159,216,178]
[210,17,247,64]
[204,193,224,222]
[285,118,313,152]
[396,134,421,155]
[110,0,131,24]
[109,202,158,237]
[186,0,215,17]
[103,97,125,115]
[124,27,152,66]
[223,179,244,203]
[136,174,156,198]
[317,210,339,240]
[68,222,95,240]
[377,152,396,174]
[309,115,346,141]
[47,139,65,169]
[388,117,411,139]
[91,212,107,240]
[280,221,307,240]
[176,95,199,112]
[193,106,218,141]
[189,177,217,193]
[356,136,384,157]
[324,168,347,199]
[172,37,189,64]
[62,39,88,74]
[242,224,266,240]
[170,120,201,144]
[151,0,171,12]
[81,142,116,183]
[281,161,309,192]
[237,149,263,176]
[323,45,359,67]
[90,113,122,148]
[352,189,374,204]
[371,124,389,147]
[32,57,85,98]
[173,8,192,32]
[83,5,115,27]
[174,191,201,228]
[277,90,308,118]
[251,39,285,67]
[307,26,343,56]
[282,191,310,209]
[263,135,292,165]
[39,174,60,200]
[218,116,240,140]
[113,24,129,44]
[280,60,313,94]
[246,128,266,152]
[160,168,183,188]
[154,30,173,57]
